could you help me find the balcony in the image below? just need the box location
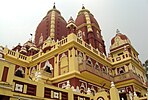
[40,69,53,79]
[114,70,144,84]
[79,61,113,81]
[111,53,131,63]
[111,53,142,66]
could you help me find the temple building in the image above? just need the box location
[0,4,147,100]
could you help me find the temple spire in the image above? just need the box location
[53,2,56,9]
[82,4,85,9]
[116,29,120,34]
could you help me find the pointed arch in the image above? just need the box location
[43,60,53,73]
[94,62,100,70]
[86,57,93,66]
[15,67,24,78]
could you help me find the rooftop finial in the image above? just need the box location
[53,2,56,9]
[69,16,74,21]
[82,4,85,9]
[116,29,120,34]
[29,33,33,42]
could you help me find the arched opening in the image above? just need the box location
[94,62,100,70]
[119,93,127,100]
[87,58,93,66]
[91,90,95,96]
[80,87,85,94]
[118,67,125,74]
[102,66,106,73]
[44,65,52,73]
[43,60,53,73]
[15,67,24,78]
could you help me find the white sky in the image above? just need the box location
[0,0,148,63]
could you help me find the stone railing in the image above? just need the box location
[114,70,144,84]
[111,53,131,63]
[79,61,113,81]
[1,33,110,64]
[31,34,110,63]
[3,47,30,62]
[111,53,142,67]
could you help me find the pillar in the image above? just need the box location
[133,92,139,100]
[110,82,120,100]
[68,47,78,71]
[36,82,44,98]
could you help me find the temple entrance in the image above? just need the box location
[0,95,10,100]
[119,93,127,100]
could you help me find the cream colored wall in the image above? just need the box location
[0,61,4,80]
[0,60,15,97]
[0,60,15,84]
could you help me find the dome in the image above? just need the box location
[34,4,67,47]
[75,6,100,31]
[110,29,131,50]
[75,6,106,54]
[111,29,131,45]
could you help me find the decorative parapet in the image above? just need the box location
[114,70,145,85]
[1,33,110,64]
[2,47,30,63]
[79,60,113,81]
[110,52,142,66]
[31,33,111,63]
[110,52,131,63]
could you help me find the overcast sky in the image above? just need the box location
[0,0,148,63]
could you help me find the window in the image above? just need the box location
[119,69,124,74]
[118,67,125,74]
[2,67,9,82]
[102,66,106,73]
[91,90,95,96]
[15,67,24,78]
[132,66,136,73]
[80,83,86,94]
[44,66,52,73]
[43,60,53,73]
[87,58,93,66]
[94,62,100,70]
[90,86,96,96]
[62,83,66,89]
[112,59,114,62]
[118,52,123,56]
[78,52,83,64]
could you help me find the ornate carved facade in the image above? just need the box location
[0,4,147,100]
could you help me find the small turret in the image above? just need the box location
[66,17,77,34]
